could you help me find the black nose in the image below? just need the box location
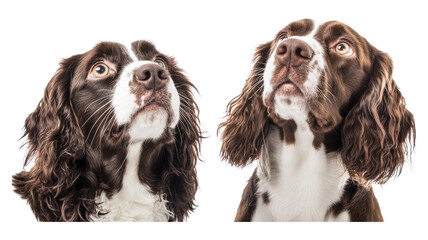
[276,39,314,67]
[134,63,168,90]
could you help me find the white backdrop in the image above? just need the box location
[1,0,426,239]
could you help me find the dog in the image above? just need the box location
[13,40,201,221]
[219,19,415,221]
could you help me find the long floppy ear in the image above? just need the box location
[139,65,201,222]
[341,50,415,184]
[12,55,93,221]
[218,41,272,167]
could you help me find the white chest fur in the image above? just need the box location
[93,143,172,222]
[252,120,349,222]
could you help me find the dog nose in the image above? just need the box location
[276,39,314,67]
[134,63,168,90]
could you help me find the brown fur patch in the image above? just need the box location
[274,19,315,42]
[235,170,259,222]
[326,180,383,221]
[262,192,270,204]
[312,132,324,149]
[218,41,272,167]
[269,114,297,145]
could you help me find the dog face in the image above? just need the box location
[263,19,374,132]
[70,41,180,148]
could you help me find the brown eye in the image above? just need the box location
[90,63,110,78]
[335,42,353,56]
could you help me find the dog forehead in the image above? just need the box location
[129,40,160,61]
[83,40,159,64]
[279,20,360,41]
[285,19,315,36]
[313,21,360,42]
[76,41,132,67]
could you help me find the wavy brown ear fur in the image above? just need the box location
[341,50,415,184]
[139,64,201,221]
[219,42,272,167]
[12,55,95,221]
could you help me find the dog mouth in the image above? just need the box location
[131,98,166,118]
[267,79,334,131]
[275,78,304,97]
[110,97,169,139]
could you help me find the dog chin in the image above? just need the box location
[128,109,169,143]
[270,94,308,120]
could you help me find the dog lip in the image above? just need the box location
[275,78,298,89]
[132,98,165,117]
[275,78,304,96]
[113,97,168,135]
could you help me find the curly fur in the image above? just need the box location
[12,55,95,221]
[219,20,415,184]
[341,50,415,184]
[12,41,201,221]
[218,42,271,167]
[138,65,201,221]
[219,19,416,222]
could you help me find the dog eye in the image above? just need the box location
[155,60,166,68]
[90,63,110,78]
[335,42,353,56]
[279,32,288,41]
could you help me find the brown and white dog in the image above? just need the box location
[13,40,201,221]
[219,19,415,221]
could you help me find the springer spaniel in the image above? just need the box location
[13,40,201,222]
[219,19,415,222]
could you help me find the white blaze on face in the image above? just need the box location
[111,44,180,142]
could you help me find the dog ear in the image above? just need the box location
[341,50,415,184]
[12,54,95,221]
[218,41,272,167]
